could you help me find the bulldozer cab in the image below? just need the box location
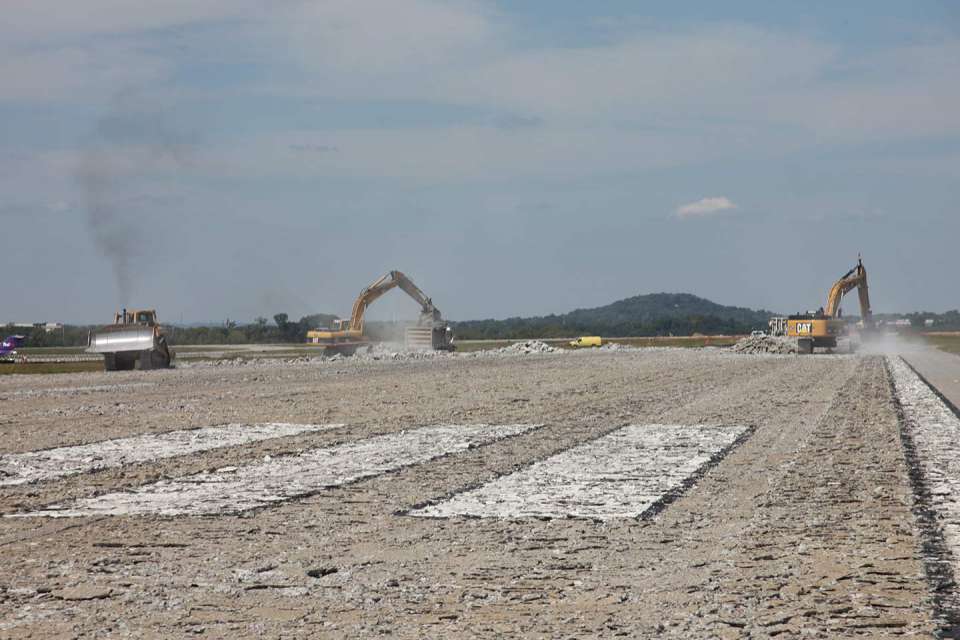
[114,309,158,326]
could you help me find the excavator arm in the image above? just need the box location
[395,274,442,324]
[824,258,872,324]
[347,271,441,333]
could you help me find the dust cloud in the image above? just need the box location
[858,331,932,357]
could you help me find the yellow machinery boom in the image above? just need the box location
[825,260,872,321]
[306,271,453,353]
[787,258,872,354]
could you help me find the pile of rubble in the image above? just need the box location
[598,342,636,352]
[180,356,327,369]
[730,335,798,355]
[345,344,448,362]
[492,340,561,355]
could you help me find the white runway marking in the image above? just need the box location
[0,423,340,487]
[889,356,960,572]
[412,424,749,520]
[14,424,540,517]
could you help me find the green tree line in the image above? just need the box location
[7,307,959,349]
[452,314,758,340]
[2,313,338,348]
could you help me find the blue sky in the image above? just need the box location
[2,1,958,323]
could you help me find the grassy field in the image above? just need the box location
[18,346,88,356]
[0,361,103,376]
[923,332,960,355]
[600,335,739,348]
[1,336,744,375]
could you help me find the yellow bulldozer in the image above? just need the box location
[87,309,173,371]
[786,258,873,354]
[306,271,454,354]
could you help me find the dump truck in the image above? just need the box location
[787,257,873,354]
[87,309,172,371]
[569,336,603,348]
[306,271,454,354]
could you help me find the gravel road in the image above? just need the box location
[0,347,954,638]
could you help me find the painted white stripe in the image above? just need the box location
[0,423,341,487]
[412,424,748,520]
[889,356,960,571]
[14,424,540,517]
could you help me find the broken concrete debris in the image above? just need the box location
[731,335,799,355]
[492,340,560,355]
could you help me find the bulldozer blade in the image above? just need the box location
[87,327,156,354]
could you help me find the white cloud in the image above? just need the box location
[282,0,493,74]
[675,197,737,218]
[263,9,960,143]
[2,2,959,191]
[0,1,257,43]
[183,124,753,183]
[0,43,172,103]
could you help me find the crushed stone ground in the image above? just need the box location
[0,347,950,637]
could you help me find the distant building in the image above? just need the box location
[3,322,63,333]
[925,318,935,327]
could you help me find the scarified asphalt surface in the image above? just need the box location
[0,347,958,638]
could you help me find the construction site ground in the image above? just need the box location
[1,346,959,638]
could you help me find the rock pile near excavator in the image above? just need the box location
[494,340,561,355]
[731,335,798,355]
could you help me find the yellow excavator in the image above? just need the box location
[787,257,872,354]
[306,271,454,354]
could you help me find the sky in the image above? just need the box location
[2,1,958,324]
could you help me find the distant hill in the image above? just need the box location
[453,293,776,340]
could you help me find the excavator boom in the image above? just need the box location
[306,270,453,353]
[347,270,442,334]
[825,259,871,322]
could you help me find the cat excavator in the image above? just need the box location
[787,257,873,354]
[306,271,454,354]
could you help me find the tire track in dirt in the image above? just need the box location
[656,357,935,638]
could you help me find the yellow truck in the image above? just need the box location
[569,336,603,348]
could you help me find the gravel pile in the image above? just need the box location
[598,342,636,352]
[493,340,561,355]
[179,357,327,369]
[731,335,798,354]
[352,344,448,362]
[179,340,569,368]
